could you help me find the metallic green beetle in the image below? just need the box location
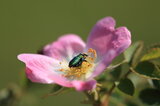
[69,53,88,67]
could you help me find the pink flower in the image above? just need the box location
[17,17,131,91]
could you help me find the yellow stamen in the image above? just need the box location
[58,48,97,80]
[86,48,97,62]
[58,69,65,72]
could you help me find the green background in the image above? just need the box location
[0,0,160,106]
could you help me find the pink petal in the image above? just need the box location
[112,27,131,54]
[87,17,131,78]
[89,50,116,78]
[86,17,116,58]
[18,54,97,91]
[72,80,97,91]
[17,54,73,87]
[43,34,86,60]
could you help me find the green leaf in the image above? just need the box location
[124,42,141,62]
[131,42,144,67]
[141,47,160,61]
[99,87,108,94]
[19,69,28,88]
[124,41,144,67]
[132,61,160,80]
[110,65,122,81]
[52,84,63,92]
[117,78,135,96]
[42,85,71,98]
[19,69,34,89]
[139,88,160,105]
[97,73,107,82]
[152,80,160,89]
[150,58,160,66]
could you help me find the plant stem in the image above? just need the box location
[101,83,116,106]
[124,69,131,78]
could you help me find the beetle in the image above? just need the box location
[69,53,88,67]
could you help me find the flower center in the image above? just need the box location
[58,48,97,80]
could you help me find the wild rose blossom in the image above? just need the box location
[17,17,131,91]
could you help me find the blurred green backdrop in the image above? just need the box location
[0,0,160,106]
